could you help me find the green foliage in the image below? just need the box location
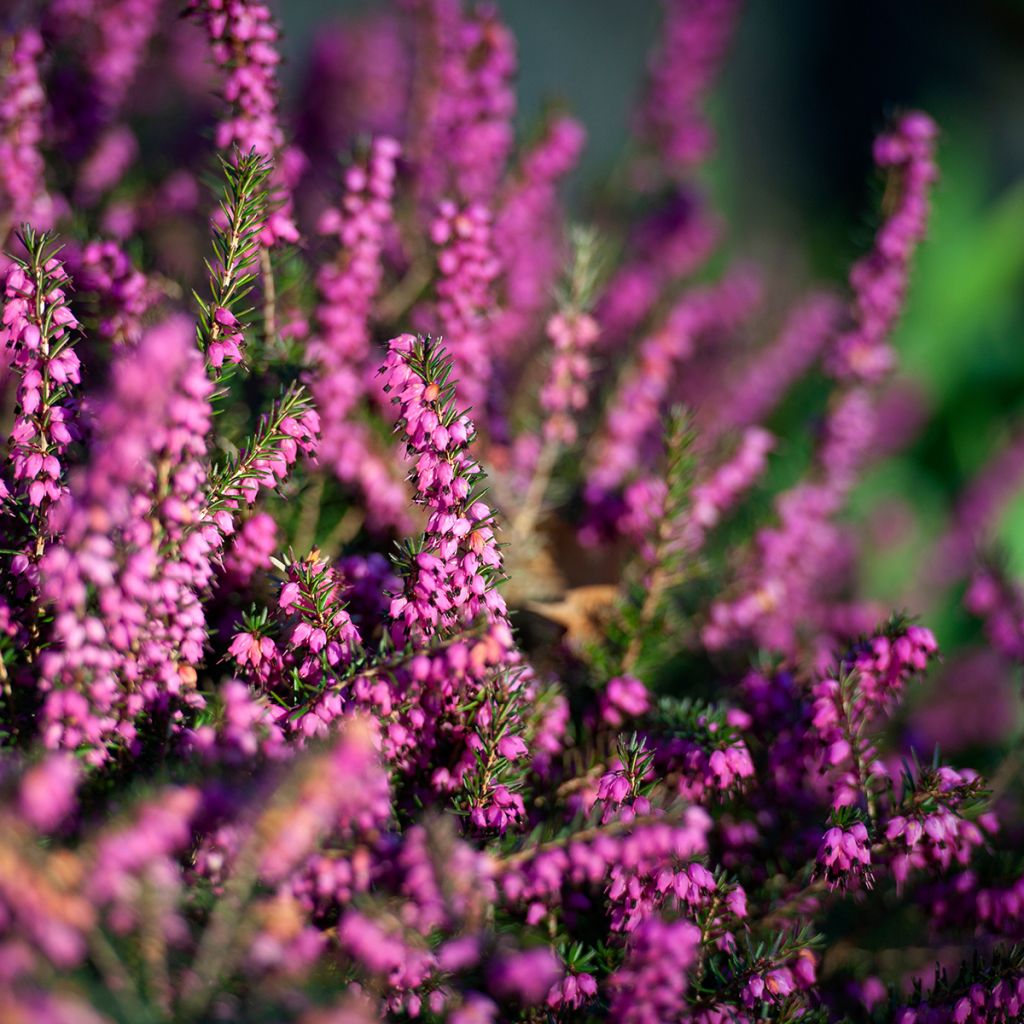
[193,148,271,376]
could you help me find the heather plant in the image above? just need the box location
[0,2,1023,1023]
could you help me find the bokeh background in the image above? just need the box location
[275,1,1024,754]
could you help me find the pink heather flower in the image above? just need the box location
[410,0,516,207]
[216,391,320,515]
[885,765,994,889]
[38,316,215,759]
[596,188,720,350]
[309,136,410,532]
[186,679,285,765]
[74,238,159,348]
[276,552,362,682]
[187,0,301,247]
[665,730,756,803]
[743,965,797,1009]
[229,630,277,671]
[487,947,563,1005]
[828,112,938,382]
[498,805,712,932]
[605,815,717,932]
[599,675,651,728]
[606,916,701,1024]
[842,622,938,709]
[337,909,435,994]
[468,783,525,834]
[379,334,509,642]
[539,309,600,446]
[1,251,81,522]
[75,125,139,206]
[817,822,873,891]
[704,118,935,658]
[257,717,391,883]
[895,974,1024,1023]
[0,29,58,235]
[18,753,80,833]
[493,114,586,351]
[586,272,760,523]
[547,970,599,1010]
[49,0,162,121]
[679,426,775,552]
[419,201,501,415]
[703,390,876,656]
[716,293,842,436]
[635,0,741,175]
[219,511,277,589]
[497,734,528,761]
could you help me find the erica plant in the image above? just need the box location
[0,2,1023,1023]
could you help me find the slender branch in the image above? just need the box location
[260,246,277,342]
[88,928,153,1023]
[511,438,558,540]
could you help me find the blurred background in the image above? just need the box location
[272,0,1024,755]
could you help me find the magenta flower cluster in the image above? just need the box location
[0,2,1022,1024]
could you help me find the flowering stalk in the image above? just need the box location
[585,271,760,524]
[0,30,56,243]
[606,916,701,1024]
[460,667,528,835]
[187,0,301,248]
[381,334,508,642]
[75,238,160,348]
[203,382,319,524]
[596,189,720,353]
[409,0,516,208]
[597,0,739,353]
[493,114,586,352]
[423,200,500,415]
[37,317,214,760]
[714,292,842,436]
[635,0,742,176]
[620,407,697,672]
[1,229,80,527]
[310,136,410,532]
[828,112,939,382]
[194,150,270,373]
[512,226,602,540]
[705,115,937,656]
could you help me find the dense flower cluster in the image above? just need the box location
[187,0,301,247]
[0,30,56,238]
[1,242,80,515]
[0,2,1021,1023]
[310,135,409,531]
[74,238,158,348]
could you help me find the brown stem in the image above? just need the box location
[511,438,558,541]
[260,246,277,343]
[838,679,878,824]
[377,255,433,323]
[292,475,325,555]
